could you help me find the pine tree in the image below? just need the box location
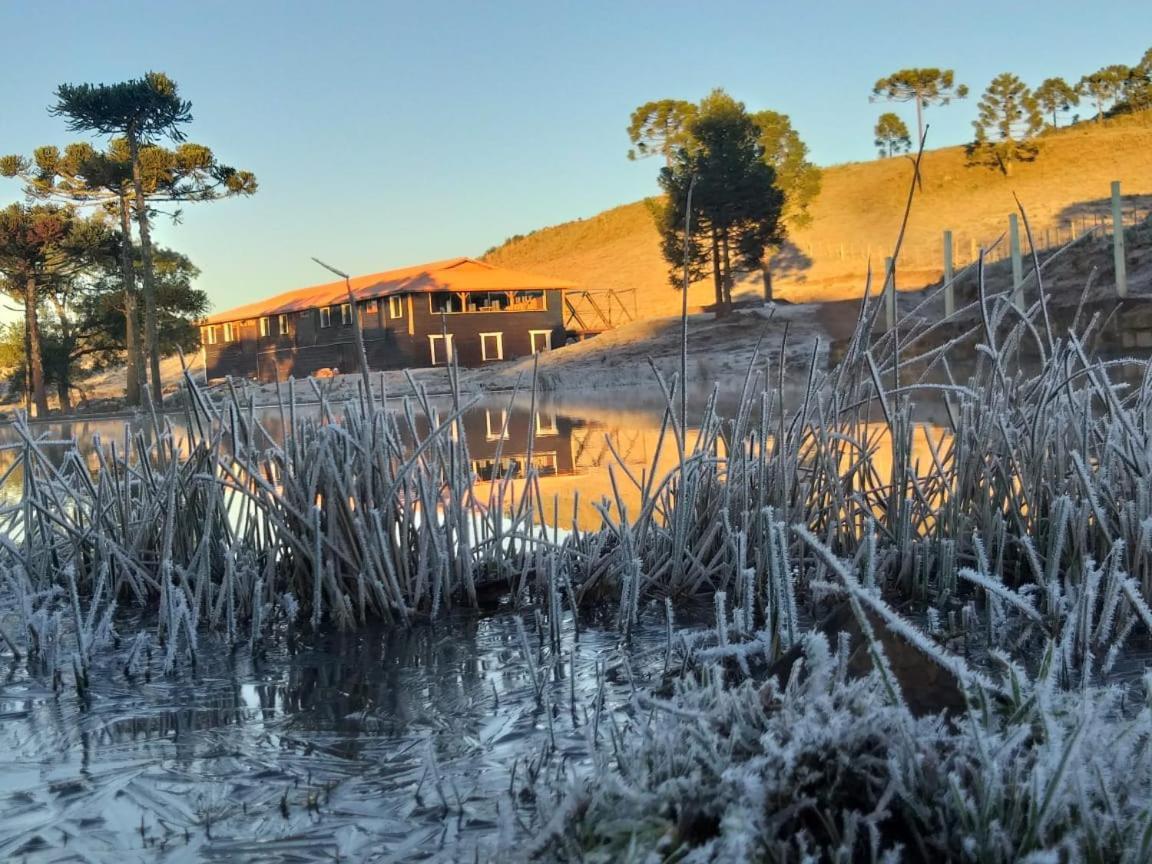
[1078,65,1130,120]
[970,73,1043,175]
[51,72,193,405]
[873,113,912,157]
[871,69,968,145]
[656,91,783,315]
[1034,77,1080,128]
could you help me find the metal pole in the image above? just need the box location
[1112,180,1128,298]
[943,230,955,317]
[884,256,896,331]
[1009,214,1024,308]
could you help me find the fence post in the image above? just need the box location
[943,229,955,317]
[1112,180,1128,298]
[884,256,896,331]
[1009,213,1024,308]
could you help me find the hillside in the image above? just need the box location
[485,113,1152,319]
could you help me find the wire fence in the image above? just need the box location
[795,206,1152,272]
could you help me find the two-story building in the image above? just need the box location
[200,257,576,382]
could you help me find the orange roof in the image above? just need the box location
[205,257,577,325]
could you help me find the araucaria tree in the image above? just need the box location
[1078,65,1130,120]
[1034,77,1080,128]
[627,100,698,165]
[970,73,1043,175]
[874,112,911,157]
[871,68,968,146]
[0,204,112,416]
[51,72,195,405]
[656,91,783,315]
[2,139,255,404]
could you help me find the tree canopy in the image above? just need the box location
[969,73,1043,175]
[655,90,784,312]
[749,110,821,229]
[627,100,698,164]
[871,68,968,144]
[874,113,911,158]
[1034,77,1080,128]
[1078,65,1131,120]
[52,72,192,143]
[0,204,114,414]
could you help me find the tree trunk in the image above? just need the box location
[762,259,774,303]
[50,298,74,414]
[24,275,49,417]
[720,230,734,308]
[118,194,142,406]
[709,228,727,317]
[914,95,924,146]
[129,135,163,405]
[56,378,72,413]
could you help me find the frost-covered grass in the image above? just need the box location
[529,630,1152,862]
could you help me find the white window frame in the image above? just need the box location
[529,329,552,354]
[204,326,218,345]
[319,307,331,328]
[480,331,504,361]
[428,333,454,366]
[223,322,236,342]
[485,408,509,441]
[278,314,289,336]
[339,303,352,326]
[259,317,269,337]
[535,411,558,437]
[388,296,404,319]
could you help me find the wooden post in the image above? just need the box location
[943,230,955,317]
[884,256,896,331]
[1009,213,1024,308]
[1112,180,1128,298]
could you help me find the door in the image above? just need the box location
[529,330,552,354]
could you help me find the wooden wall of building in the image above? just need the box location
[203,289,566,382]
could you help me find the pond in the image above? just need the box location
[0,386,956,860]
[0,600,694,861]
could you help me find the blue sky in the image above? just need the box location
[1,0,1149,317]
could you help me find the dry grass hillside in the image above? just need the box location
[485,113,1152,319]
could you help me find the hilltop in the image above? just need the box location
[484,113,1152,318]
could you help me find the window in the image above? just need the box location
[223,322,236,342]
[428,334,454,365]
[365,299,378,315]
[485,409,509,441]
[203,326,218,345]
[388,296,404,319]
[466,291,510,312]
[319,307,331,328]
[472,452,558,481]
[259,317,270,337]
[480,332,504,361]
[535,412,558,437]
[509,291,546,311]
[278,314,289,336]
[529,330,552,354]
[339,303,352,326]
[428,290,547,314]
[429,292,464,314]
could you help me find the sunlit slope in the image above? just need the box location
[484,113,1152,317]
